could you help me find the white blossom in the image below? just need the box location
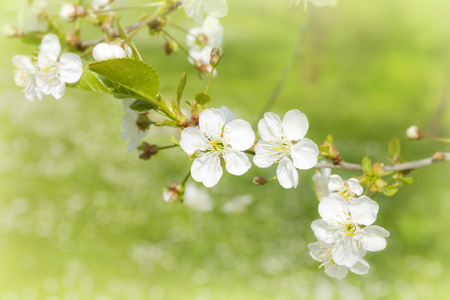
[187,16,223,64]
[219,106,236,124]
[312,165,331,201]
[12,55,43,101]
[254,109,319,189]
[121,99,149,153]
[181,0,228,24]
[328,174,363,201]
[311,194,390,267]
[309,242,370,280]
[406,125,423,140]
[35,34,83,99]
[59,4,85,22]
[179,108,255,187]
[184,184,214,211]
[93,41,133,61]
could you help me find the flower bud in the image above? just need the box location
[60,4,86,22]
[3,25,21,38]
[406,125,424,141]
[253,176,267,185]
[138,142,159,160]
[162,39,178,55]
[93,42,132,61]
[210,47,224,67]
[136,113,152,131]
[432,151,445,161]
[163,182,185,203]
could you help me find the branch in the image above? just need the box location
[314,152,450,172]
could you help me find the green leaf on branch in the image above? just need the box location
[388,137,401,162]
[401,177,413,185]
[326,134,333,144]
[382,185,398,196]
[117,21,143,61]
[88,58,160,105]
[130,100,157,112]
[195,92,211,106]
[362,156,373,176]
[176,72,187,105]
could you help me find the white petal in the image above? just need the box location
[223,150,251,176]
[276,158,298,189]
[318,194,348,222]
[203,0,228,17]
[349,196,379,225]
[328,174,344,192]
[59,53,83,83]
[325,263,348,280]
[51,79,65,99]
[222,119,255,151]
[111,45,128,58]
[291,138,319,170]
[180,127,209,154]
[191,154,223,187]
[348,178,363,196]
[281,109,309,141]
[311,219,339,243]
[219,106,236,124]
[332,237,361,267]
[253,142,278,168]
[199,108,225,139]
[93,43,114,61]
[350,258,370,275]
[361,225,389,252]
[39,33,61,61]
[257,112,283,142]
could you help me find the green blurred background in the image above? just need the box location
[1,0,450,299]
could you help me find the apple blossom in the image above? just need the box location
[35,34,83,99]
[312,165,331,201]
[179,108,255,187]
[59,4,86,22]
[93,41,133,61]
[311,194,390,267]
[121,99,150,153]
[328,174,363,201]
[187,16,223,64]
[308,242,370,280]
[12,55,43,102]
[406,125,424,141]
[181,0,228,24]
[253,109,319,189]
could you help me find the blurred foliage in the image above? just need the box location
[0,0,449,299]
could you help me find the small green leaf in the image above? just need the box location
[130,100,156,112]
[88,58,160,104]
[383,185,398,196]
[326,134,333,144]
[401,177,413,185]
[117,21,143,61]
[362,156,373,175]
[170,135,180,146]
[388,137,401,158]
[195,92,211,106]
[176,72,187,104]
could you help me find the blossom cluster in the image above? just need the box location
[309,172,390,279]
[12,33,83,101]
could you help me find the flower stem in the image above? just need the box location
[204,66,216,94]
[424,136,450,143]
[159,145,178,150]
[94,2,165,13]
[162,30,198,63]
[121,4,165,46]
[181,171,191,185]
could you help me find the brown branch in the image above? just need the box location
[314,152,450,172]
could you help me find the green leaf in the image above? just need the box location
[176,72,187,105]
[326,134,333,144]
[130,100,157,112]
[117,21,143,61]
[382,185,398,196]
[88,58,160,104]
[195,92,211,106]
[68,67,149,101]
[361,156,373,175]
[388,137,401,158]
[170,135,180,146]
[401,177,413,185]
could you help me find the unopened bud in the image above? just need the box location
[253,176,267,185]
[92,41,132,61]
[372,162,385,178]
[162,39,178,55]
[432,151,445,161]
[163,182,185,203]
[406,125,424,141]
[136,113,152,131]
[210,47,224,67]
[195,62,217,80]
[148,17,167,35]
[138,142,159,160]
[60,4,86,22]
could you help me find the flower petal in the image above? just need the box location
[276,158,298,189]
[291,138,319,170]
[223,119,255,151]
[350,258,370,275]
[328,174,344,193]
[39,33,61,61]
[349,196,379,225]
[331,237,363,267]
[199,108,225,139]
[257,112,283,143]
[219,106,236,124]
[360,225,390,252]
[203,0,228,17]
[51,79,65,99]
[191,154,223,187]
[318,194,349,222]
[59,53,82,83]
[281,109,309,141]
[223,150,251,176]
[311,219,339,243]
[325,263,348,280]
[348,178,363,196]
[180,127,208,155]
[253,142,278,168]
